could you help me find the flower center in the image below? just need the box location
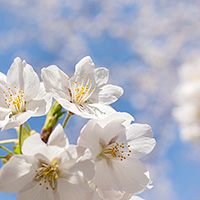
[3,86,25,115]
[68,74,96,105]
[34,161,59,190]
[98,142,132,162]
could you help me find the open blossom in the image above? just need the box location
[78,112,156,195]
[41,56,123,119]
[0,57,52,130]
[0,124,94,200]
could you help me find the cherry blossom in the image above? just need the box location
[0,57,52,130]
[0,124,94,200]
[41,56,123,119]
[78,113,155,195]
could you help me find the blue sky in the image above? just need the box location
[0,1,200,199]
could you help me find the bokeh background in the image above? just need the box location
[0,0,200,199]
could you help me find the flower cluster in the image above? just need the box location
[173,60,200,143]
[0,56,156,200]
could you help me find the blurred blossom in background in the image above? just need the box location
[0,0,200,199]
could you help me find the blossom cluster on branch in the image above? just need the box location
[0,56,156,200]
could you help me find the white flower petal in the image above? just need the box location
[127,124,154,139]
[93,158,151,194]
[16,182,59,200]
[73,56,95,81]
[57,174,93,200]
[41,65,71,101]
[94,119,126,145]
[108,158,151,194]
[78,120,97,147]
[7,57,25,91]
[25,82,52,117]
[0,72,7,82]
[128,138,156,159]
[78,120,102,159]
[34,146,66,163]
[96,112,134,128]
[23,63,40,101]
[93,159,117,190]
[0,108,10,126]
[94,67,109,87]
[126,124,156,159]
[129,196,144,200]
[0,77,10,108]
[0,155,35,193]
[26,98,51,116]
[82,103,116,119]
[97,84,124,104]
[2,111,33,131]
[67,146,95,180]
[48,124,69,148]
[22,133,46,155]
[97,188,125,200]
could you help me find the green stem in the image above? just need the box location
[19,124,23,154]
[0,156,5,159]
[0,139,17,145]
[0,146,12,154]
[25,122,31,132]
[62,111,74,129]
